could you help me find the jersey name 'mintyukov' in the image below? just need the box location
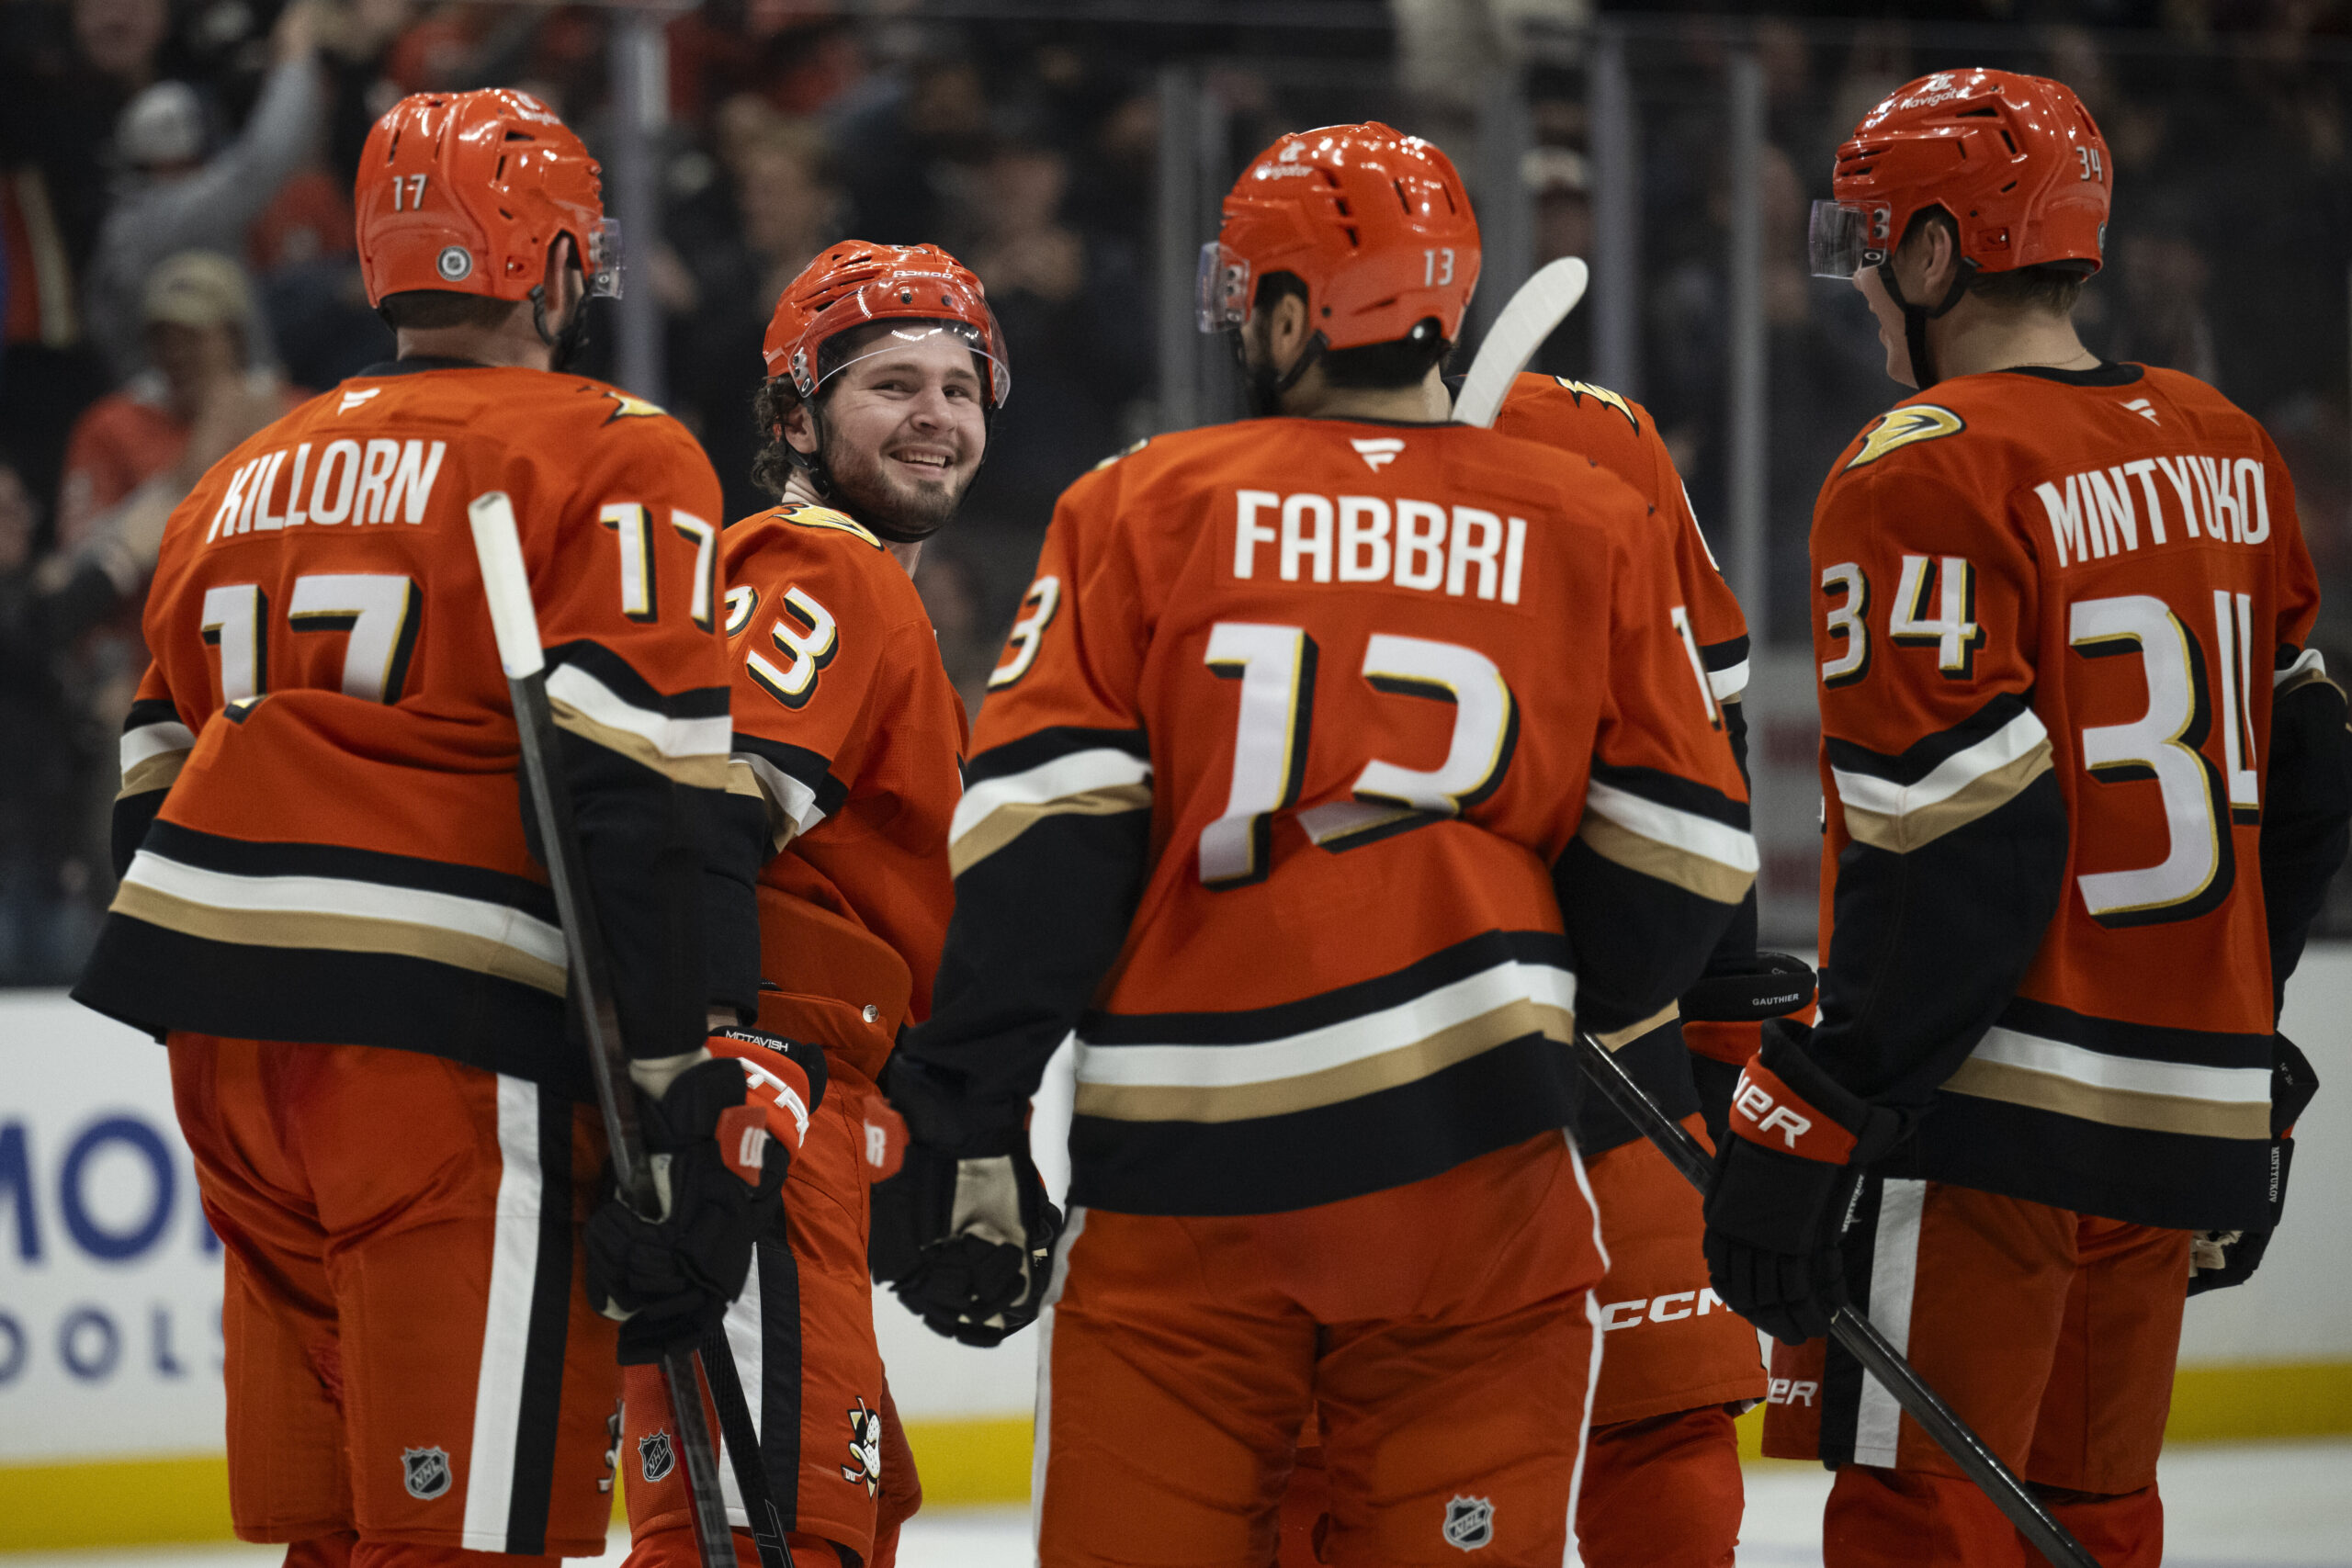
[206,438,450,544]
[2034,454,2273,570]
[1233,489,1529,604]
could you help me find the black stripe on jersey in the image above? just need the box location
[731,731,850,821]
[1587,759,1751,830]
[503,1084,576,1553]
[123,696,182,733]
[1568,1015,1702,1158]
[963,725,1150,788]
[2261,668,2352,1002]
[1068,1025,1580,1216]
[1995,995,2270,1072]
[755,1232,804,1531]
[72,919,586,1096]
[1823,691,2035,786]
[1918,1090,2272,1231]
[136,819,563,921]
[545,637,731,721]
[1811,1167,1894,1469]
[112,793,167,883]
[1079,929,1570,1048]
[1701,633,1750,674]
[1553,839,1737,1035]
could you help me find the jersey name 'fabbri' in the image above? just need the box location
[1804,362,2345,1230]
[74,366,732,1094]
[898,416,1756,1216]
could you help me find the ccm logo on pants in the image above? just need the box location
[1598,1289,1734,1330]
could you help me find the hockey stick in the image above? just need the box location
[469,491,786,1568]
[1452,256,1589,429]
[1568,1028,2103,1568]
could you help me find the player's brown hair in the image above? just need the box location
[1902,209,2089,315]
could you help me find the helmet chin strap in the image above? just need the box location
[531,280,592,373]
[1874,257,1976,390]
[1237,328,1327,419]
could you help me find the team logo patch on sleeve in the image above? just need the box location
[1553,378,1639,433]
[841,1397,883,1495]
[1442,1495,1495,1551]
[602,389,667,422]
[402,1446,452,1500]
[639,1429,675,1483]
[1845,405,1964,469]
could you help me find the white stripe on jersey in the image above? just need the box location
[1965,1026,2273,1106]
[1707,659,1751,703]
[1853,1177,1927,1469]
[739,751,828,839]
[1829,705,2049,825]
[121,718,197,773]
[1582,779,1758,874]
[546,661,729,761]
[715,1254,763,1530]
[951,748,1153,850]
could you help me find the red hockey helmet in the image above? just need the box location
[1810,69,2109,282]
[761,241,1010,409]
[1200,122,1480,351]
[356,89,619,309]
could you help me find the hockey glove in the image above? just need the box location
[1681,952,1820,1147]
[2189,1032,2319,1296]
[870,1140,1062,1348]
[1702,1021,1903,1346]
[584,1044,804,1363]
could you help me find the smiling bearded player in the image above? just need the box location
[616,242,1004,1568]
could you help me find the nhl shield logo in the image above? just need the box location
[639,1430,675,1484]
[401,1446,452,1501]
[1442,1495,1494,1551]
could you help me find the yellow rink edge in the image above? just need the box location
[4,1366,2346,1550]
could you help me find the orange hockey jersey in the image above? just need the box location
[892,416,1757,1215]
[707,502,967,1086]
[74,361,733,1096]
[1805,362,2348,1229]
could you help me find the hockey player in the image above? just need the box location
[1702,70,2348,1568]
[879,122,1757,1566]
[73,88,809,1568]
[615,241,1002,1568]
[1276,373,1798,1568]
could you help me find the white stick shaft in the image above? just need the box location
[469,491,547,679]
[1453,256,1591,429]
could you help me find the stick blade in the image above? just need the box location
[1453,256,1590,429]
[468,491,546,680]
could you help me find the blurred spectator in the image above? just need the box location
[85,0,324,380]
[830,56,992,244]
[912,546,1000,720]
[58,250,301,552]
[956,135,1150,593]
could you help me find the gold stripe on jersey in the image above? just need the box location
[111,860,569,996]
[1833,711,2054,854]
[949,747,1154,876]
[1072,957,1577,1125]
[118,752,187,799]
[1941,1022,2273,1141]
[550,699,730,789]
[1575,781,1757,906]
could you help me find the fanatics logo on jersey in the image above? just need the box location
[639,1429,675,1483]
[1844,404,1964,469]
[2123,397,2159,423]
[337,387,382,415]
[402,1446,452,1500]
[841,1397,883,1495]
[1442,1495,1494,1551]
[1351,437,1406,471]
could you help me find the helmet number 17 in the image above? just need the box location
[390,174,428,211]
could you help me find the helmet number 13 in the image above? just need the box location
[1423,248,1457,287]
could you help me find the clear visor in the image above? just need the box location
[586,218,623,299]
[813,321,1011,409]
[1808,199,1891,279]
[1196,241,1251,333]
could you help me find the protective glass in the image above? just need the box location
[1808,200,1892,278]
[812,321,1011,410]
[1196,241,1251,333]
[587,218,624,299]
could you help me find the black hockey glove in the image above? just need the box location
[1681,951,1816,1023]
[870,1139,1062,1348]
[585,1049,798,1364]
[1702,1021,1904,1345]
[2189,1032,2318,1297]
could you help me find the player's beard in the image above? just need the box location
[825,436,972,543]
